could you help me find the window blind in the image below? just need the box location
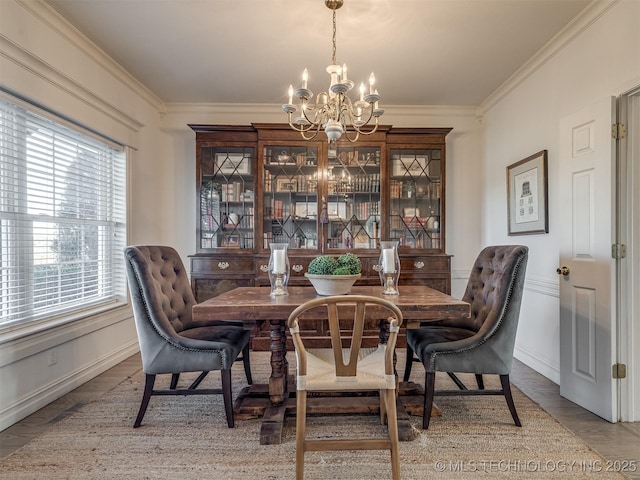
[0,97,127,328]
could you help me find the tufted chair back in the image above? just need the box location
[456,245,528,336]
[125,244,196,337]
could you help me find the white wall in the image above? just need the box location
[479,0,640,382]
[0,1,171,430]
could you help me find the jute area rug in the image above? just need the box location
[0,351,625,480]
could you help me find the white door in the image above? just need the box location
[558,98,617,422]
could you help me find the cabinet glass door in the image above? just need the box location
[263,145,319,250]
[199,146,255,250]
[389,148,442,250]
[326,145,381,250]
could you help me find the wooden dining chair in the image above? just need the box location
[287,295,403,480]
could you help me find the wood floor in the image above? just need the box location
[1,353,639,479]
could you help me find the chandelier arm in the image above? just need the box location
[299,128,322,141]
[299,104,320,127]
[340,95,375,132]
[355,118,380,136]
[338,106,361,143]
[341,128,360,143]
[286,112,323,136]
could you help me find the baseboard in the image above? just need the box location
[0,341,139,432]
[514,345,560,385]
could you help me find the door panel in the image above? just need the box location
[558,97,617,422]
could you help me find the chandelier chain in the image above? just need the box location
[332,9,337,65]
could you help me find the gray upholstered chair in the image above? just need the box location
[124,245,251,428]
[403,245,528,429]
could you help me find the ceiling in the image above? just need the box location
[46,0,592,107]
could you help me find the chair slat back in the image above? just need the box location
[288,295,403,378]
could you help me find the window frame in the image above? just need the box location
[0,92,128,334]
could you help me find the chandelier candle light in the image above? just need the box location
[282,0,383,143]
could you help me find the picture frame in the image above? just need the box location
[403,207,420,218]
[295,202,317,218]
[507,150,549,235]
[222,234,241,248]
[327,202,347,219]
[215,153,251,175]
[392,155,428,177]
[275,177,297,192]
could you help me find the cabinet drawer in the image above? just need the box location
[255,257,311,278]
[400,256,450,273]
[191,257,254,275]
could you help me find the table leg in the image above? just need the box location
[268,319,287,405]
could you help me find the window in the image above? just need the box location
[0,96,127,329]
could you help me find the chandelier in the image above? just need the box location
[281,0,383,143]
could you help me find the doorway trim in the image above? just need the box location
[617,83,640,422]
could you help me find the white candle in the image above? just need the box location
[382,248,395,274]
[369,72,375,95]
[273,249,286,274]
[302,69,308,89]
[341,63,348,82]
[287,84,293,104]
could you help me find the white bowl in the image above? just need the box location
[304,273,361,296]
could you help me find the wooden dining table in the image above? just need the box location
[192,285,470,444]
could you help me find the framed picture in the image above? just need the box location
[275,178,297,192]
[295,202,317,218]
[507,150,549,235]
[327,202,347,219]
[215,153,251,175]
[403,207,420,218]
[392,155,428,177]
[222,234,241,248]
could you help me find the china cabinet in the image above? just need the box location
[189,124,452,348]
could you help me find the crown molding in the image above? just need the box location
[1,36,144,134]
[164,102,479,117]
[478,0,620,116]
[22,0,164,112]
[160,102,481,131]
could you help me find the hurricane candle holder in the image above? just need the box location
[379,240,400,295]
[269,243,290,296]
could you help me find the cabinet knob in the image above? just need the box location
[217,261,230,270]
[292,264,304,273]
[556,266,570,276]
[414,261,425,269]
[373,264,382,272]
[260,264,269,273]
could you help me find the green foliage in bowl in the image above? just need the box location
[308,253,361,275]
[336,253,361,275]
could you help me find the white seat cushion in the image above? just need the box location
[297,344,396,391]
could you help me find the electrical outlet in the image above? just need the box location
[48,349,57,366]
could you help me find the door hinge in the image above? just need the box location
[611,244,626,259]
[612,363,627,379]
[612,123,626,139]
